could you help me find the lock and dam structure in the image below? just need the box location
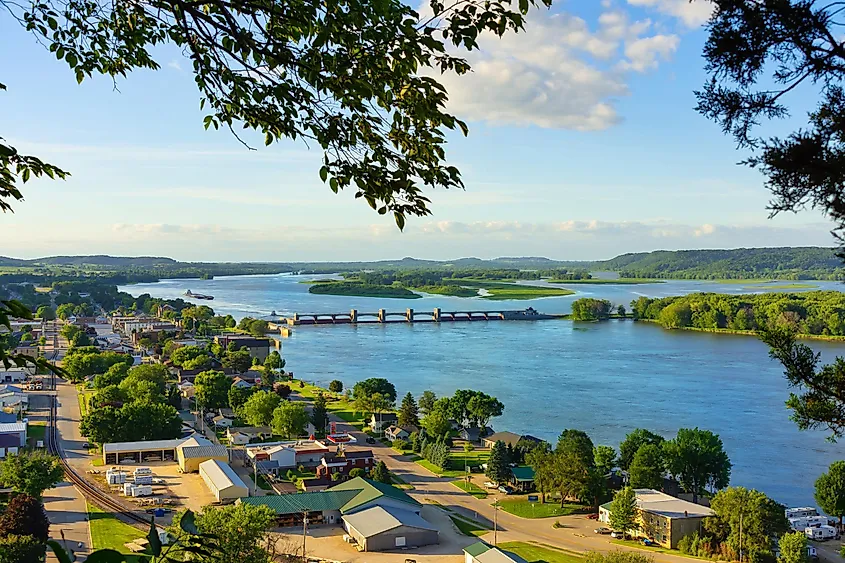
[276,308,565,326]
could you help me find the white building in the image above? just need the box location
[199,459,249,502]
[0,421,28,447]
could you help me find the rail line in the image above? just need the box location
[48,395,150,528]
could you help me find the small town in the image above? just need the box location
[0,299,841,563]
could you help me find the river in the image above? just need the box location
[120,274,845,506]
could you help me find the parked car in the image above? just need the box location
[365,437,376,444]
[642,539,656,546]
[587,513,599,520]
[484,481,498,489]
[82,442,92,449]
[497,485,514,494]
[594,527,611,535]
[610,531,626,539]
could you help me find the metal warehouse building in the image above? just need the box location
[342,505,438,551]
[199,459,249,502]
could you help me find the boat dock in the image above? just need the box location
[278,307,565,326]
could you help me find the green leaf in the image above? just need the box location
[394,212,406,230]
[147,518,162,557]
[319,166,328,182]
[179,509,200,535]
[46,540,74,563]
[85,549,128,563]
[329,177,338,193]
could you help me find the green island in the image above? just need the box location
[548,278,664,285]
[307,280,422,299]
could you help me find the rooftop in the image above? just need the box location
[239,477,419,515]
[199,459,248,491]
[181,445,228,459]
[511,466,535,481]
[0,422,26,434]
[634,489,714,519]
[342,505,437,538]
[103,435,211,454]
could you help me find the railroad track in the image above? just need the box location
[48,396,150,528]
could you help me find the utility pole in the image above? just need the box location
[301,511,309,562]
[494,502,498,546]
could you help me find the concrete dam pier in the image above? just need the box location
[280,308,564,326]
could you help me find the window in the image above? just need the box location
[395,537,406,547]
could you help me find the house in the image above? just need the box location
[0,421,27,447]
[239,477,438,551]
[369,413,398,433]
[459,426,492,444]
[178,381,195,398]
[481,431,543,449]
[385,425,418,442]
[301,476,334,492]
[212,415,233,428]
[315,450,375,478]
[244,440,330,473]
[510,466,535,493]
[464,542,528,563]
[226,426,272,445]
[231,377,253,389]
[598,488,714,549]
[213,335,271,362]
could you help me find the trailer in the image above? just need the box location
[134,475,153,485]
[132,485,153,497]
[787,507,819,519]
[134,467,152,476]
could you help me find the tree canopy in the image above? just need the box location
[697,1,845,251]
[619,428,664,470]
[815,461,845,525]
[663,427,731,503]
[0,452,64,498]
[706,487,789,563]
[352,378,397,403]
[2,0,554,228]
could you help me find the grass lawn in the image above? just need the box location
[496,499,588,519]
[87,503,147,561]
[415,458,465,478]
[450,450,490,467]
[452,480,488,498]
[499,541,584,563]
[450,515,490,537]
[248,474,273,490]
[27,421,46,445]
[610,539,706,560]
[76,386,90,417]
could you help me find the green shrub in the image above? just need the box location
[393,439,408,451]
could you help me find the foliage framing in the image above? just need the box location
[3,0,552,227]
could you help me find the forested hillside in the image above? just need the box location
[597,247,844,280]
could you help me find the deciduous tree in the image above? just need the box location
[241,390,281,427]
[778,532,808,563]
[707,487,788,563]
[419,390,437,416]
[311,392,329,434]
[663,428,731,503]
[353,378,397,403]
[194,370,232,410]
[619,429,664,470]
[0,452,64,498]
[593,445,617,476]
[272,401,309,439]
[557,429,595,469]
[0,494,49,543]
[193,503,275,563]
[608,487,638,535]
[328,380,343,394]
[629,444,664,490]
[815,461,845,526]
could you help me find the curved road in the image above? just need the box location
[330,413,696,563]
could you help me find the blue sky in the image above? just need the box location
[0,0,835,261]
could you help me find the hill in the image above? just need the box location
[595,247,844,280]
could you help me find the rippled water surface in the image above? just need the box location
[121,274,845,505]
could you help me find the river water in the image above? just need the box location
[120,275,845,506]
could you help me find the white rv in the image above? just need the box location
[787,507,819,519]
[805,525,838,541]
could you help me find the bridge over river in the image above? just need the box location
[276,307,565,326]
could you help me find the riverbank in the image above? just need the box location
[308,280,575,300]
[548,278,663,285]
[636,318,845,342]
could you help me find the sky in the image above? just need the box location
[0,0,836,262]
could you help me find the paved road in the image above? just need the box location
[43,379,92,560]
[327,412,698,563]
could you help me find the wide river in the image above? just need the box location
[121,274,845,507]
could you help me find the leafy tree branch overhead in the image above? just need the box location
[697,0,845,251]
[1,0,553,226]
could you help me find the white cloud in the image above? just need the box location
[626,0,714,28]
[695,223,716,236]
[167,60,182,71]
[620,34,680,71]
[430,8,678,130]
